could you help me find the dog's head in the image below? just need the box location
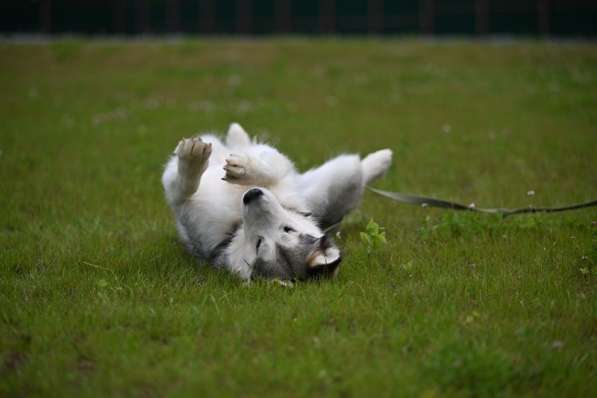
[242,187,341,281]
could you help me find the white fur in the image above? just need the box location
[162,123,392,280]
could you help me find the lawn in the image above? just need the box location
[1,38,596,397]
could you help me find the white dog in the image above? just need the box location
[162,123,392,280]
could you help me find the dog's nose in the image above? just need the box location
[243,188,263,204]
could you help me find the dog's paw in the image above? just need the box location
[361,148,393,183]
[176,137,212,176]
[222,153,249,182]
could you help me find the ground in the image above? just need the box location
[0,38,595,397]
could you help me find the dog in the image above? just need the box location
[161,123,392,281]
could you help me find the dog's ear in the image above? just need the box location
[306,237,342,278]
[308,246,340,268]
[226,122,251,147]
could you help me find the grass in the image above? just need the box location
[1,38,596,397]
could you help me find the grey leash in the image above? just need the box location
[367,187,597,218]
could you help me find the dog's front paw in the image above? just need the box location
[223,153,250,182]
[176,137,212,176]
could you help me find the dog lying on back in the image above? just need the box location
[162,123,392,280]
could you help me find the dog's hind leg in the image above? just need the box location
[299,149,392,229]
[162,137,212,207]
[298,155,365,229]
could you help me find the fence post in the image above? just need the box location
[275,0,292,33]
[167,0,181,33]
[135,0,150,34]
[39,0,52,34]
[199,0,215,34]
[475,0,489,35]
[537,0,550,35]
[420,0,435,34]
[368,0,384,34]
[236,0,253,34]
[112,0,126,34]
[320,0,336,34]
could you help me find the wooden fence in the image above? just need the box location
[1,0,596,37]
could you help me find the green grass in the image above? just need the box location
[1,38,596,397]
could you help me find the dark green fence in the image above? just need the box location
[1,0,596,37]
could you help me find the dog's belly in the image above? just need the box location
[178,161,305,262]
[179,165,246,258]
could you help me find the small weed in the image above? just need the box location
[359,219,387,254]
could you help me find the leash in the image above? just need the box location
[367,187,597,218]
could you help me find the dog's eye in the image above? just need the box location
[283,226,296,233]
[256,238,263,252]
